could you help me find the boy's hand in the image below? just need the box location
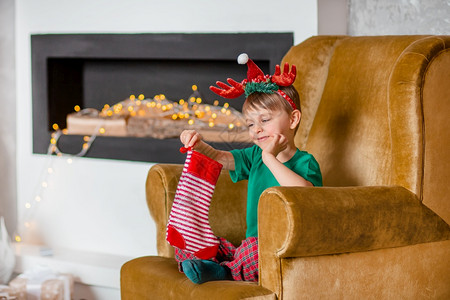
[180,130,202,149]
[262,134,288,158]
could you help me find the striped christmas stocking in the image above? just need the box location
[166,148,223,259]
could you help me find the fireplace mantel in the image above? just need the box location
[32,33,293,163]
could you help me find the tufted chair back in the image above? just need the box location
[283,35,450,224]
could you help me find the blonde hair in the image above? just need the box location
[242,85,301,132]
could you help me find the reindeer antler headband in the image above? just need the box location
[209,53,297,110]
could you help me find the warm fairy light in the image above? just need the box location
[103,104,110,110]
[228,123,235,129]
[162,105,168,111]
[179,99,185,105]
[83,136,90,142]
[107,110,113,116]
[50,138,56,145]
[226,110,231,116]
[221,108,227,114]
[192,85,198,91]
[130,111,136,117]
[156,103,162,109]
[190,97,195,103]
[15,235,21,242]
[62,129,68,134]
[82,143,89,149]
[47,167,53,174]
[136,100,141,106]
[212,113,217,119]
[35,196,41,202]
[99,127,106,134]
[205,105,211,112]
[209,121,215,127]
[138,94,145,100]
[196,98,202,104]
[224,103,229,108]
[130,95,136,100]
[213,100,219,106]
[52,123,59,130]
[74,105,81,112]
[184,113,189,118]
[128,106,134,112]
[188,119,195,125]
[41,181,48,188]
[160,94,166,100]
[146,102,151,107]
[172,114,178,120]
[25,202,31,209]
[67,158,73,164]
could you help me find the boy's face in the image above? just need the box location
[244,107,293,149]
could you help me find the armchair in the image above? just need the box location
[121,35,450,299]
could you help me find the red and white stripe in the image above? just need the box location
[166,150,219,253]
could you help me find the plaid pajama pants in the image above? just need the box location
[175,236,259,282]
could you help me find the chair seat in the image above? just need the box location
[120,256,276,300]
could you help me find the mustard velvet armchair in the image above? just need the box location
[121,35,450,299]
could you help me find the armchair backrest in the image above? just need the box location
[283,35,450,224]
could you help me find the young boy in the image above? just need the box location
[176,53,322,284]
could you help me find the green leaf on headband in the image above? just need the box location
[244,82,279,97]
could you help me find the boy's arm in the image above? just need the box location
[195,140,235,171]
[180,130,235,170]
[262,154,313,187]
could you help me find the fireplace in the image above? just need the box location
[32,33,293,163]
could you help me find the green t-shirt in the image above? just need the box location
[229,145,322,238]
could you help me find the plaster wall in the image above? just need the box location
[349,0,450,35]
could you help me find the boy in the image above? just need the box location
[177,53,322,284]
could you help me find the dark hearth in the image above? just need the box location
[32,33,293,163]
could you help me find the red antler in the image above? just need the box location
[271,63,296,86]
[209,78,245,99]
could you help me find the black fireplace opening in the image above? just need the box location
[32,33,294,163]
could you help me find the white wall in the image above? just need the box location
[15,0,317,258]
[0,0,17,237]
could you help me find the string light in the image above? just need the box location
[15,86,248,243]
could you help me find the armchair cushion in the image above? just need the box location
[121,256,276,300]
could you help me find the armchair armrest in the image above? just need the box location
[146,164,248,257]
[258,186,450,294]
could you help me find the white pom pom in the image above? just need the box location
[237,53,249,64]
